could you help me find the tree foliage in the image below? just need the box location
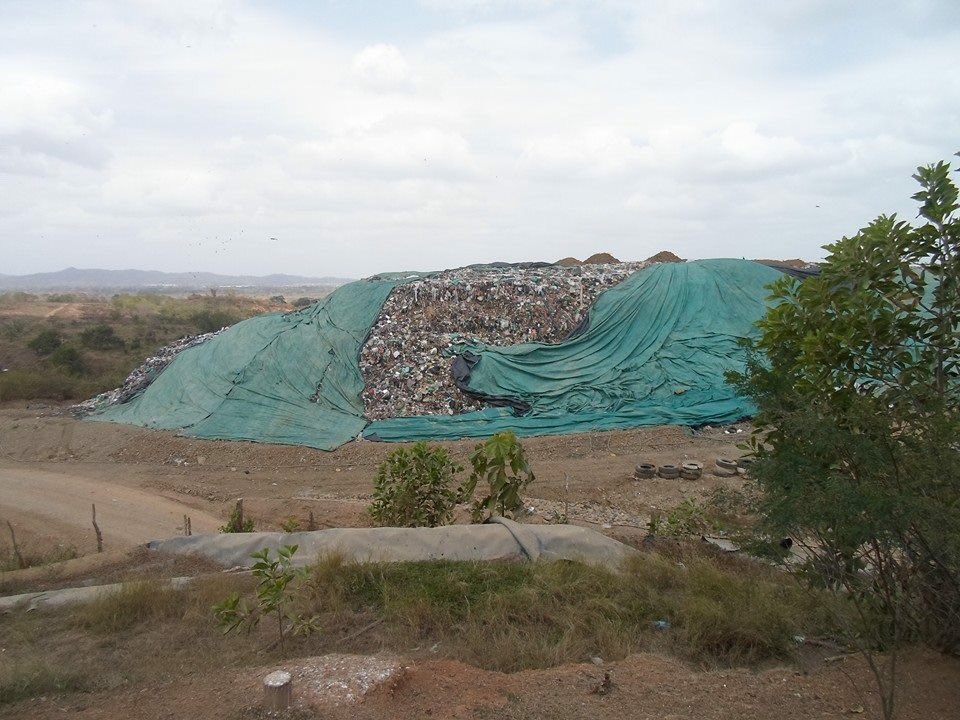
[465,431,535,521]
[28,329,62,356]
[732,156,960,674]
[734,156,960,719]
[79,323,125,351]
[369,441,466,527]
[212,544,318,651]
[49,346,88,375]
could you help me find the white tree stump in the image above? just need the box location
[263,670,293,711]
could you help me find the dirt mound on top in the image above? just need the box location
[583,252,620,265]
[555,257,582,266]
[755,258,816,270]
[645,250,684,263]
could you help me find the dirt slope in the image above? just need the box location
[0,463,221,552]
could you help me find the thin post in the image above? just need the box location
[6,520,25,569]
[92,503,103,553]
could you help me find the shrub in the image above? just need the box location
[27,329,61,356]
[292,297,315,308]
[79,323,125,350]
[464,431,535,521]
[1,319,26,341]
[49,346,87,375]
[191,310,238,333]
[220,499,254,533]
[369,442,466,527]
[213,545,318,651]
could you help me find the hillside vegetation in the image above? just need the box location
[0,292,320,402]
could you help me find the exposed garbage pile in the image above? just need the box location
[359,261,648,419]
[72,331,224,415]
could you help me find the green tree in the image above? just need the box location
[49,346,88,375]
[79,323,125,350]
[464,431,535,521]
[369,442,466,527]
[732,156,960,719]
[212,545,318,651]
[28,329,62,355]
[191,310,238,334]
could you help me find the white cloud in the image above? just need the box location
[0,69,112,172]
[352,44,413,89]
[0,0,957,276]
[100,158,224,216]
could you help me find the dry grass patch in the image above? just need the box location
[0,548,848,709]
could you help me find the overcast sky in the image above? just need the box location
[2,0,958,278]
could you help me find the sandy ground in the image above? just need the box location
[0,403,748,555]
[2,402,958,720]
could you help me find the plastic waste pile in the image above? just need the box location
[359,261,647,419]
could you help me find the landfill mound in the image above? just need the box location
[90,259,787,450]
[359,262,646,419]
[583,252,620,264]
[645,250,684,263]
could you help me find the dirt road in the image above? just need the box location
[0,463,221,552]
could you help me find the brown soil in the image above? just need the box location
[2,403,958,719]
[645,250,684,263]
[8,650,958,719]
[755,258,817,270]
[583,252,620,264]
[554,257,582,266]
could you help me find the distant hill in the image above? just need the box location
[0,268,354,292]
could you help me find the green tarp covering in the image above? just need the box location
[94,259,784,449]
[95,278,398,448]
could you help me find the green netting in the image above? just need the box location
[93,259,783,449]
[94,278,397,450]
[366,259,783,441]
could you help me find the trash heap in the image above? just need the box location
[72,331,223,415]
[359,262,647,419]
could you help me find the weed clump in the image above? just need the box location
[0,659,93,705]
[72,581,186,633]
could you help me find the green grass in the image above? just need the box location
[302,549,845,669]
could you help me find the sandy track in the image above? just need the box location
[0,462,221,549]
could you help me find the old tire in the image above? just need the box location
[634,463,656,480]
[716,458,738,471]
[658,464,680,479]
[680,462,702,480]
